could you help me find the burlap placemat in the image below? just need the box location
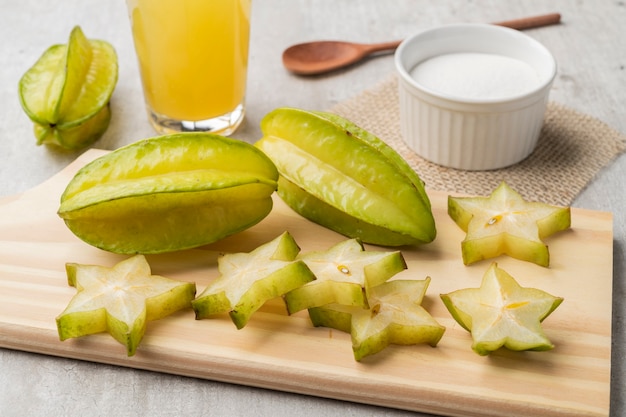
[330,74,626,207]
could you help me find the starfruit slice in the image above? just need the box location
[18,25,118,149]
[283,238,407,314]
[309,278,445,361]
[58,133,278,254]
[255,108,436,246]
[56,255,196,356]
[440,263,563,356]
[448,181,571,266]
[192,232,316,329]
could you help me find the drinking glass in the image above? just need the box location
[126,0,251,135]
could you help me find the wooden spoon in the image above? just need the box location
[282,13,561,75]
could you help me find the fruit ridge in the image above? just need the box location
[283,238,407,314]
[255,107,436,246]
[56,255,196,356]
[192,232,316,329]
[440,262,563,356]
[448,181,571,266]
[18,26,118,149]
[309,278,445,361]
[58,133,278,254]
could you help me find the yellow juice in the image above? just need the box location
[127,0,251,122]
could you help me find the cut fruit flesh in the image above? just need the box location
[192,232,316,329]
[283,238,407,314]
[440,262,563,356]
[309,278,445,361]
[56,255,196,356]
[448,181,571,266]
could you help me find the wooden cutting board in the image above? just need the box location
[0,149,612,417]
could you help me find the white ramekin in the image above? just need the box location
[394,23,557,170]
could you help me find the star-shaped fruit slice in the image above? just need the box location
[440,262,563,356]
[283,239,407,314]
[448,181,571,266]
[309,278,445,361]
[191,232,316,329]
[56,255,196,356]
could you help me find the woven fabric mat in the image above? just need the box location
[330,74,626,207]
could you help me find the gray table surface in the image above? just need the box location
[1,0,624,416]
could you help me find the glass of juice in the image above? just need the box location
[126,0,251,135]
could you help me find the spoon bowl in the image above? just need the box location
[282,13,561,75]
[282,40,401,75]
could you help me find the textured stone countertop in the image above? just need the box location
[1,1,624,416]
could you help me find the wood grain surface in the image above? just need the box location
[0,150,612,417]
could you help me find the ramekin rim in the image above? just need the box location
[394,23,557,105]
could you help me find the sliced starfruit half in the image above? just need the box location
[255,107,436,247]
[58,133,278,254]
[56,255,196,356]
[283,238,407,314]
[440,262,563,356]
[18,25,118,149]
[309,278,445,361]
[448,181,571,266]
[192,232,316,329]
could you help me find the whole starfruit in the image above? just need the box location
[58,133,278,254]
[255,108,436,247]
[18,26,118,150]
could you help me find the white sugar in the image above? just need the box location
[410,52,540,100]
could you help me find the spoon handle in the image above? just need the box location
[493,12,562,31]
[360,40,403,54]
[360,13,561,55]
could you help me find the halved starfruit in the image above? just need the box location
[192,232,316,329]
[440,263,563,356]
[58,133,278,254]
[255,108,436,246]
[309,278,445,361]
[56,255,196,356]
[448,181,571,266]
[283,238,406,314]
[18,26,118,149]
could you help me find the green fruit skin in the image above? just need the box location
[191,291,232,320]
[255,107,436,246]
[447,186,572,267]
[18,26,118,150]
[351,321,445,361]
[277,176,421,246]
[283,243,407,315]
[439,292,474,333]
[440,264,565,356]
[59,262,196,356]
[442,288,560,355]
[461,234,550,268]
[228,260,316,329]
[34,103,111,150]
[18,26,118,128]
[284,281,368,315]
[58,133,279,254]
[308,305,354,333]
[192,232,317,328]
[309,279,445,361]
[57,282,197,356]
